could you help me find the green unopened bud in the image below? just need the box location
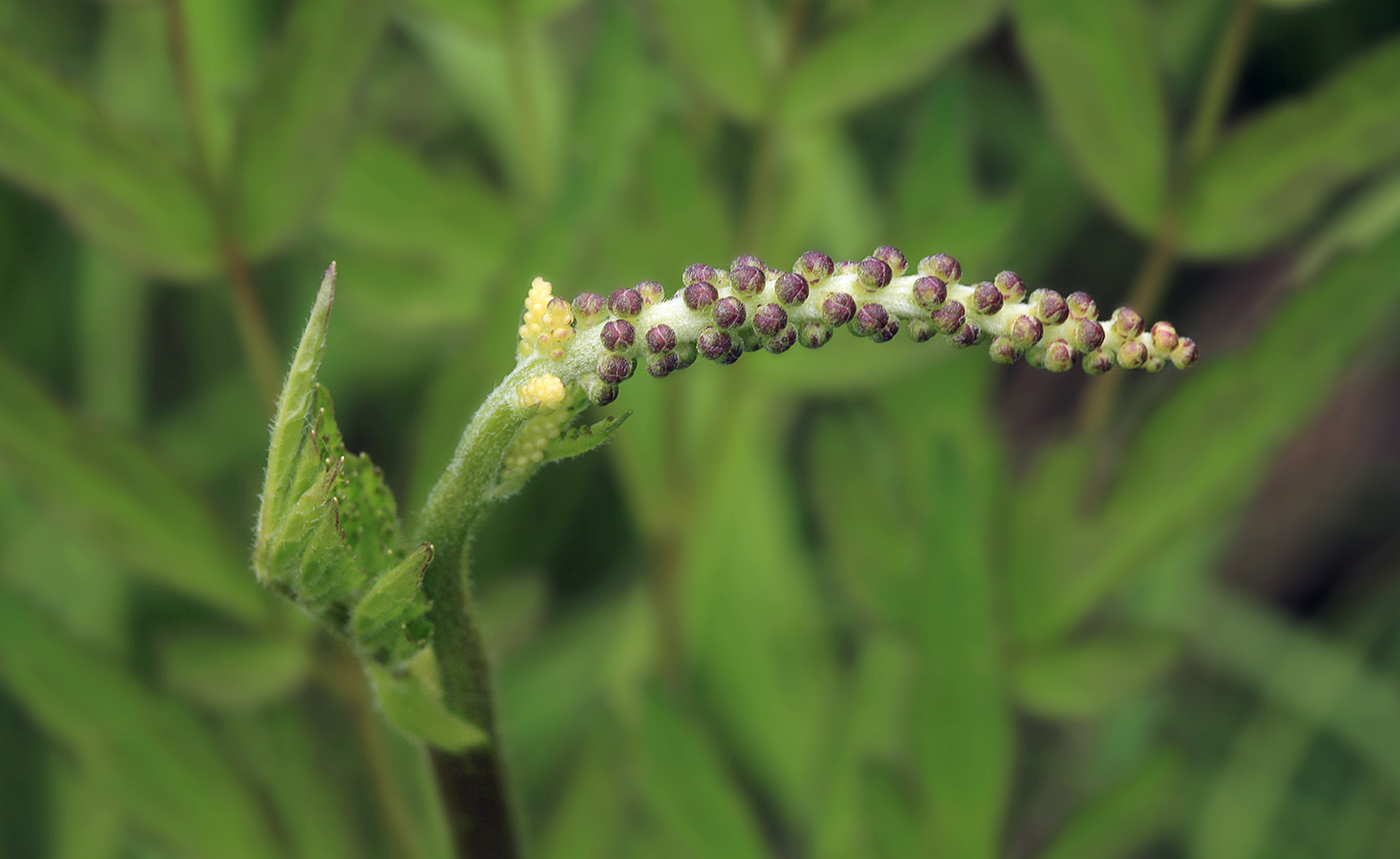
[989,335,1019,364]
[581,374,619,406]
[1031,289,1069,325]
[1172,337,1199,368]
[994,270,1026,302]
[871,245,908,276]
[1043,339,1075,372]
[1117,339,1148,369]
[1066,291,1097,319]
[918,253,961,283]
[1111,307,1144,339]
[908,317,936,342]
[1070,318,1105,353]
[636,280,665,305]
[799,320,833,348]
[572,292,608,327]
[647,352,680,378]
[765,326,797,353]
[1009,314,1043,349]
[1083,349,1114,375]
[795,250,835,284]
[1151,321,1179,352]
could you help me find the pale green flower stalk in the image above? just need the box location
[254,249,1196,858]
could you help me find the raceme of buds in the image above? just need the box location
[510,248,1198,410]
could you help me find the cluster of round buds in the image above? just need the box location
[518,277,576,360]
[516,248,1198,407]
[501,373,573,486]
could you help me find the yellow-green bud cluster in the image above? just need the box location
[514,248,1198,407]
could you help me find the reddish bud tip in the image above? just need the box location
[730,265,766,297]
[871,315,900,343]
[950,319,982,348]
[697,327,732,360]
[851,302,889,337]
[1151,321,1179,352]
[683,281,718,311]
[582,375,619,406]
[608,288,643,318]
[753,303,788,336]
[989,335,1019,364]
[931,300,966,334]
[1072,318,1105,353]
[1172,337,1199,368]
[798,320,833,349]
[1117,339,1148,369]
[1044,339,1075,372]
[645,323,677,354]
[913,276,947,310]
[872,246,908,276]
[636,280,665,305]
[908,317,937,342]
[765,325,797,353]
[918,253,961,283]
[994,271,1026,302]
[795,251,835,283]
[597,353,635,383]
[857,257,893,291]
[1111,307,1144,339]
[647,352,680,378]
[1009,314,1044,349]
[572,292,608,326]
[731,254,765,271]
[821,292,856,327]
[775,272,810,306]
[1066,291,1097,319]
[683,263,717,287]
[1031,289,1069,325]
[971,281,1003,315]
[1083,349,1114,375]
[600,319,635,352]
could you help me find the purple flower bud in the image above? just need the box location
[794,250,835,284]
[913,276,947,310]
[608,288,643,318]
[1043,339,1074,372]
[600,319,635,352]
[822,292,857,327]
[989,335,1019,364]
[684,263,717,287]
[636,280,665,305]
[931,300,966,335]
[597,353,635,383]
[752,303,788,336]
[645,323,677,354]
[683,281,718,310]
[835,260,858,275]
[697,327,732,361]
[1151,321,1179,353]
[730,265,766,298]
[713,296,747,330]
[1066,291,1097,319]
[851,302,889,337]
[775,272,809,306]
[971,281,1003,315]
[765,325,797,353]
[572,292,608,327]
[1172,337,1199,369]
[950,320,982,348]
[994,271,1026,302]
[917,253,961,283]
[674,341,697,370]
[1144,355,1166,372]
[1071,318,1105,353]
[798,320,833,349]
[1009,314,1044,349]
[857,257,893,291]
[1117,339,1148,369]
[1111,307,1144,339]
[731,254,765,271]
[908,317,936,342]
[1030,289,1069,325]
[581,374,618,406]
[872,246,908,276]
[647,352,680,378]
[1083,349,1114,375]
[715,341,744,365]
[871,315,900,343]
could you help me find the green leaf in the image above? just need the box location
[538,729,627,859]
[1013,0,1168,232]
[642,0,771,121]
[1008,225,1400,646]
[232,0,390,257]
[0,356,266,623]
[636,689,771,859]
[0,39,217,278]
[366,662,488,752]
[159,634,312,711]
[1013,634,1179,720]
[780,0,1005,125]
[1036,753,1181,859]
[880,362,1014,858]
[319,136,512,329]
[0,591,283,859]
[352,543,434,664]
[543,411,632,463]
[680,387,837,823]
[1182,586,1400,791]
[1181,36,1400,257]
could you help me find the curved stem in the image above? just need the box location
[413,367,539,858]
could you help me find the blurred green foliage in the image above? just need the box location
[3,0,1400,857]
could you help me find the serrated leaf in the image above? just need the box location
[0,40,217,278]
[642,0,771,121]
[352,543,434,664]
[780,0,1004,125]
[232,0,390,256]
[366,662,488,752]
[1013,0,1168,232]
[1013,634,1179,720]
[1181,36,1400,257]
[543,411,632,463]
[159,634,312,711]
[0,591,283,859]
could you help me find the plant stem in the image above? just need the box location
[159,0,281,412]
[414,368,538,858]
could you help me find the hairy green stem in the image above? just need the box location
[413,364,542,859]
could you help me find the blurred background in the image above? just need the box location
[4,0,1400,857]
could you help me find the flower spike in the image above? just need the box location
[508,247,1197,409]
